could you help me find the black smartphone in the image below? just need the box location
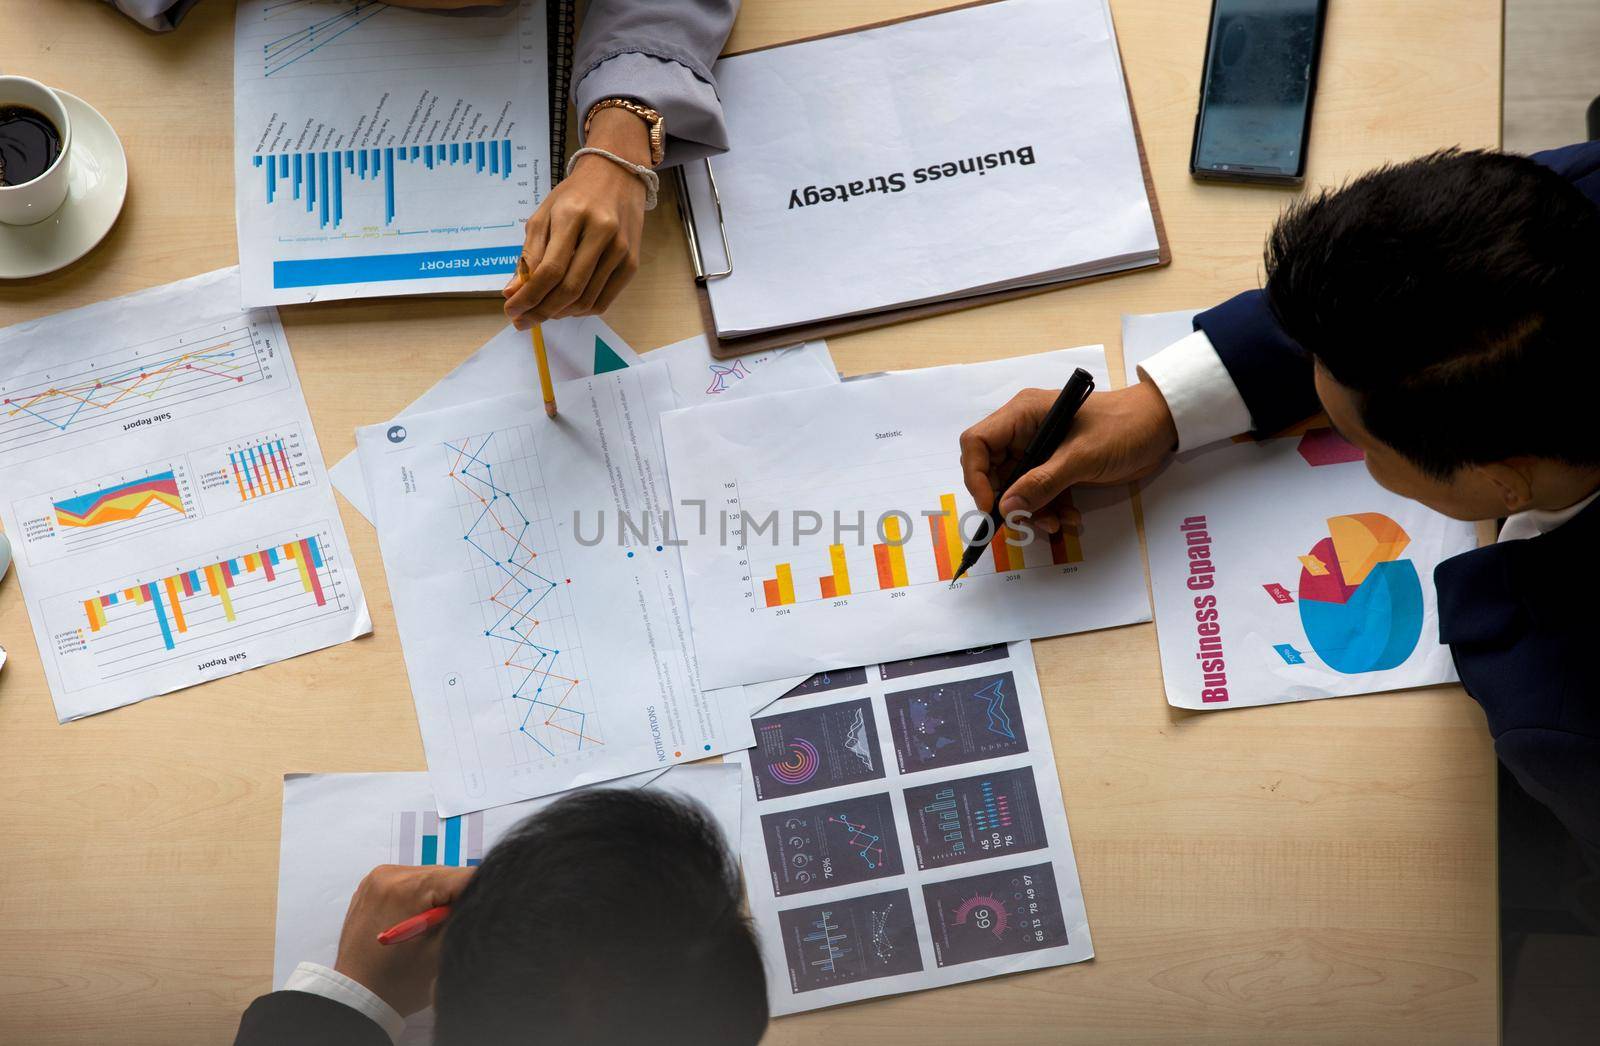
[1190,0,1329,184]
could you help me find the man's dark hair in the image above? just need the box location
[433,789,767,1046]
[1264,147,1600,478]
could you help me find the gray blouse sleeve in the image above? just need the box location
[102,0,202,31]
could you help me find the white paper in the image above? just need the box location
[688,0,1158,336]
[660,346,1151,688]
[0,268,371,721]
[329,315,643,523]
[273,765,742,1045]
[233,0,548,307]
[643,335,839,410]
[1122,311,1478,709]
[357,370,755,815]
[729,641,1092,1015]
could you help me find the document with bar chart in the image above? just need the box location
[0,268,371,721]
[274,765,742,1044]
[726,642,1093,1015]
[233,0,548,306]
[356,367,754,816]
[659,346,1151,688]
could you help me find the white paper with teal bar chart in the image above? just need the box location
[0,269,371,721]
[233,0,548,306]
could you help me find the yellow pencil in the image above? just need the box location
[516,255,557,417]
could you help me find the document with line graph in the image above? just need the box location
[0,268,371,721]
[355,366,756,816]
[726,641,1093,1015]
[233,0,548,306]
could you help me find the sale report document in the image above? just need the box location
[0,269,371,721]
[233,0,548,306]
[1123,311,1478,709]
[659,346,1151,688]
[727,642,1093,1014]
[682,0,1160,337]
[357,368,755,816]
[274,765,742,1046]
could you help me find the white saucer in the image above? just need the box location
[0,90,128,279]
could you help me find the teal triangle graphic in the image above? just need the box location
[593,336,629,374]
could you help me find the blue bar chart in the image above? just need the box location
[252,140,514,229]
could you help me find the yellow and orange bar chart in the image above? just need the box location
[757,491,1085,608]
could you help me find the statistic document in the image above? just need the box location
[233,0,548,306]
[728,641,1093,1015]
[660,346,1151,688]
[1123,311,1477,709]
[274,766,742,1045]
[0,268,371,721]
[357,368,755,816]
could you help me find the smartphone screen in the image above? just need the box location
[1192,0,1326,179]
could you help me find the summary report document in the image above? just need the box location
[357,369,755,816]
[729,642,1092,1014]
[682,0,1162,343]
[0,269,371,721]
[1123,311,1478,709]
[233,0,548,306]
[661,346,1152,688]
[274,766,742,1045]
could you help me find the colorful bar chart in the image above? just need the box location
[53,471,184,529]
[754,489,1087,609]
[396,809,485,868]
[79,535,329,652]
[230,437,296,500]
[252,139,516,229]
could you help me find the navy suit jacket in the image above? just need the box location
[1191,140,1600,866]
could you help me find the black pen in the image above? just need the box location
[950,368,1096,585]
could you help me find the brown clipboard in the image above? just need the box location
[686,0,1172,359]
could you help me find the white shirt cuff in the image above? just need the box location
[283,961,407,1044]
[1137,329,1254,451]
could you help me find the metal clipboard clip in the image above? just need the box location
[675,159,734,283]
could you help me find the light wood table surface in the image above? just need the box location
[0,1,1503,1042]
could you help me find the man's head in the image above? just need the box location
[433,789,767,1046]
[1264,148,1600,520]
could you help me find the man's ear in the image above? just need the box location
[1473,461,1535,513]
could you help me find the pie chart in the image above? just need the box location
[1296,513,1424,673]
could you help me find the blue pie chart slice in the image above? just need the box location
[1298,558,1424,673]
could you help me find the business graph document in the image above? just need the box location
[233,0,548,306]
[660,346,1151,688]
[0,269,371,721]
[728,642,1092,1015]
[357,369,755,815]
[274,765,742,1045]
[329,315,644,524]
[1123,311,1477,709]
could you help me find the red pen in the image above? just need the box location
[376,905,451,946]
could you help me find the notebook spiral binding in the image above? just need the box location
[548,0,578,186]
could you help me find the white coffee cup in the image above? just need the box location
[0,74,73,226]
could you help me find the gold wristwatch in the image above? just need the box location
[584,98,666,168]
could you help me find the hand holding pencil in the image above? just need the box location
[514,255,558,417]
[331,864,475,1017]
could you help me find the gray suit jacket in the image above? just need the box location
[106,0,738,166]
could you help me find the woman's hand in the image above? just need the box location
[503,107,650,327]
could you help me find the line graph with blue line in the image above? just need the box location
[446,427,603,761]
[0,323,278,461]
[260,1,392,79]
[252,139,515,229]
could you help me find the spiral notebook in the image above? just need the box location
[678,0,1170,357]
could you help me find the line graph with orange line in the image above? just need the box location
[446,430,603,759]
[0,324,273,459]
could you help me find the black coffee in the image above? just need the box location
[0,105,63,187]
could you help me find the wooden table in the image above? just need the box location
[0,1,1503,1042]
